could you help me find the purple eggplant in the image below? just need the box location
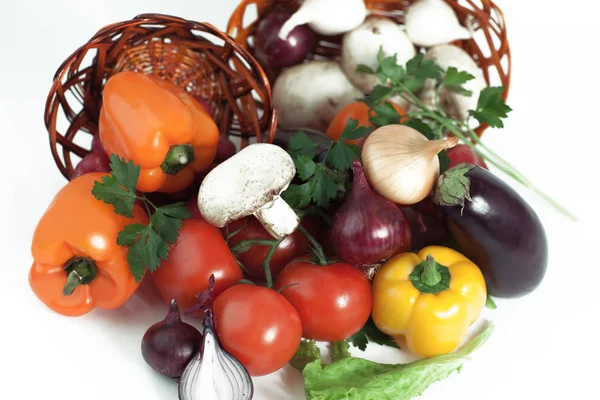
[432,163,548,298]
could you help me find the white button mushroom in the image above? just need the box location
[419,44,487,122]
[341,17,416,94]
[197,143,300,240]
[272,60,363,131]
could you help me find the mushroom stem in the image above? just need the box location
[254,196,300,240]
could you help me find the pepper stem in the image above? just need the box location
[421,255,442,287]
[63,257,97,296]
[161,144,195,175]
[409,255,451,295]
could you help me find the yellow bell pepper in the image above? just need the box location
[372,245,487,357]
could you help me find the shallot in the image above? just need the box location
[141,300,202,379]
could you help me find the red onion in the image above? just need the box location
[330,159,411,265]
[91,134,105,154]
[141,300,203,379]
[72,152,111,179]
[215,136,237,163]
[254,12,317,68]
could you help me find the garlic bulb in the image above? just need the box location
[361,125,458,205]
[279,0,367,39]
[420,44,487,121]
[405,0,471,47]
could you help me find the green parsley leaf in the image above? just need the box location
[438,149,451,173]
[295,155,317,180]
[366,85,394,105]
[288,132,319,159]
[468,86,512,128]
[326,142,360,171]
[369,101,402,127]
[347,318,399,351]
[150,209,183,245]
[442,66,475,86]
[158,202,192,220]
[406,54,444,80]
[108,154,140,192]
[379,53,404,82]
[93,154,190,282]
[339,118,372,141]
[403,117,437,140]
[116,223,147,247]
[282,181,315,209]
[356,64,375,74]
[91,174,137,218]
[311,167,339,208]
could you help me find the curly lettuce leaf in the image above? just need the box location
[303,321,494,400]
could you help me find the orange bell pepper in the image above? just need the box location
[28,173,148,317]
[99,71,219,193]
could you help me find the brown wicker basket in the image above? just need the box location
[227,0,511,137]
[45,13,277,181]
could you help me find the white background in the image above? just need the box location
[1,0,598,399]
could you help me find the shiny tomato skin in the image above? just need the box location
[225,216,320,279]
[274,259,373,342]
[149,219,242,310]
[446,144,488,170]
[213,284,302,377]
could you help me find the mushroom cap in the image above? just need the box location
[198,143,296,227]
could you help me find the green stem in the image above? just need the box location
[161,144,195,175]
[421,255,442,287]
[408,110,576,221]
[262,239,284,288]
[63,257,97,296]
[229,237,283,289]
[297,225,327,265]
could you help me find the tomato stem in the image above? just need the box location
[262,238,284,288]
[297,225,328,265]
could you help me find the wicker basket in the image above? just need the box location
[45,13,277,181]
[227,0,511,137]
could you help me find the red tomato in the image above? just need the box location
[185,197,203,219]
[149,219,242,310]
[274,259,373,342]
[446,144,488,170]
[225,216,321,279]
[213,284,302,377]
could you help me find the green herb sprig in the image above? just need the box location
[359,48,575,220]
[92,154,191,282]
[282,119,371,209]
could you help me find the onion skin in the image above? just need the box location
[72,152,111,179]
[434,164,548,298]
[330,159,411,266]
[255,12,317,68]
[141,300,203,378]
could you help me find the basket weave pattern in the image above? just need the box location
[227,0,512,137]
[45,13,276,180]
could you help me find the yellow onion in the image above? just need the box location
[361,124,458,205]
